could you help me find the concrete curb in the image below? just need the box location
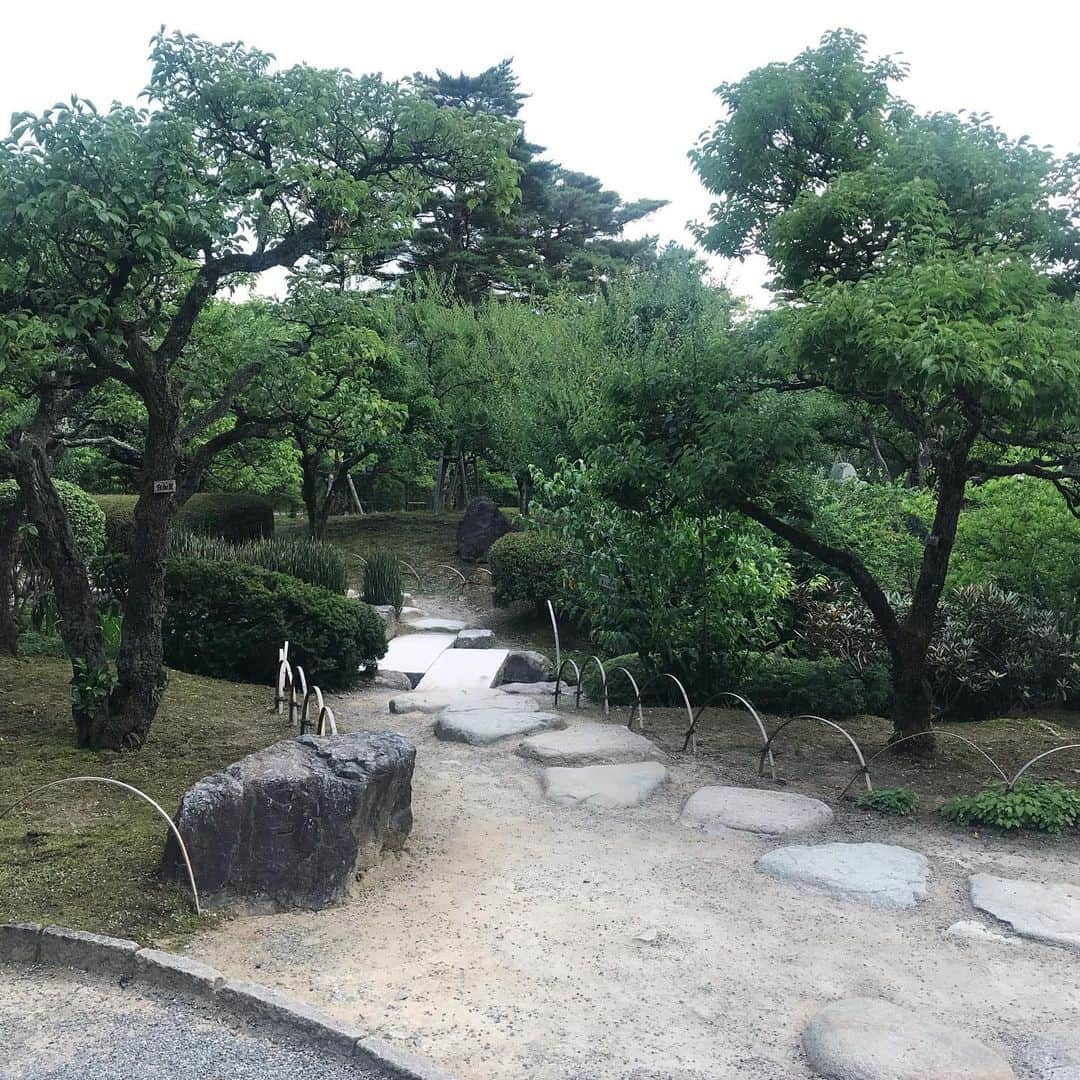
[1,923,457,1079]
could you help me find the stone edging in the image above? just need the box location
[1,922,456,1080]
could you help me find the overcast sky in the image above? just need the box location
[4,0,1078,303]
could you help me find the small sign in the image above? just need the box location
[153,479,177,494]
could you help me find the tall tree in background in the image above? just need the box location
[403,61,667,299]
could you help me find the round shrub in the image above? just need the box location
[579,652,692,707]
[92,494,138,553]
[163,557,385,687]
[741,654,881,717]
[180,492,274,541]
[0,479,106,561]
[490,530,563,608]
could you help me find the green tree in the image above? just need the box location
[0,30,516,747]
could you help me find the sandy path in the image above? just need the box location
[182,688,1080,1079]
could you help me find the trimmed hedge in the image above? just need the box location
[1,479,106,561]
[163,557,385,687]
[490,530,563,608]
[742,654,889,718]
[180,492,274,541]
[93,494,137,553]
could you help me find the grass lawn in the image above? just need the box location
[0,655,290,942]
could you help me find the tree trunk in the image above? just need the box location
[13,438,110,746]
[888,636,935,751]
[516,473,532,517]
[112,380,181,748]
[0,499,22,656]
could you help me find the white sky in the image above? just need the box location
[4,0,1078,304]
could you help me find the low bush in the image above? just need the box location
[856,787,919,816]
[180,492,275,541]
[490,530,563,608]
[362,550,404,610]
[163,557,385,687]
[742,653,886,717]
[92,494,137,554]
[171,531,348,593]
[0,479,106,561]
[579,652,690,707]
[940,780,1080,834]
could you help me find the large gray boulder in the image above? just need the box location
[496,650,553,684]
[802,998,1014,1079]
[758,842,929,908]
[456,498,512,561]
[163,733,415,912]
[970,873,1080,951]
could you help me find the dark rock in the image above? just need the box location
[163,732,415,912]
[497,650,553,684]
[456,498,512,561]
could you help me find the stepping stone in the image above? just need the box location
[944,920,1018,946]
[542,761,667,809]
[757,842,928,908]
[415,648,510,692]
[435,709,565,745]
[454,629,495,648]
[441,695,539,714]
[680,786,833,837]
[516,722,664,766]
[1015,1029,1080,1079]
[969,874,1080,952]
[389,690,504,715]
[382,632,457,682]
[803,998,1015,1080]
[402,616,468,633]
[499,680,575,697]
[369,669,413,691]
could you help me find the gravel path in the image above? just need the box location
[0,965,390,1080]
[180,684,1080,1079]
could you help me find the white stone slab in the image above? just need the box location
[382,632,456,679]
[802,998,1015,1080]
[389,690,504,715]
[415,648,510,692]
[970,874,1080,952]
[757,842,928,908]
[516,722,664,766]
[542,761,668,809]
[435,709,565,745]
[403,616,468,633]
[680,786,833,837]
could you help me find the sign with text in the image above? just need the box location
[153,479,177,494]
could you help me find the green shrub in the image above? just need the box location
[940,780,1080,834]
[362,550,404,610]
[180,492,274,541]
[0,479,106,561]
[579,652,690,707]
[163,557,385,686]
[171,531,348,593]
[929,583,1075,720]
[92,494,138,554]
[856,787,919,816]
[490,530,563,608]
[742,654,879,717]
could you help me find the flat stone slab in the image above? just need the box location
[415,648,510,692]
[454,629,496,648]
[1015,1029,1080,1078]
[757,842,928,908]
[970,873,1080,952]
[542,761,668,809]
[499,680,575,697]
[402,615,467,633]
[382,632,456,680]
[680,786,833,837]
[803,998,1015,1080]
[389,690,505,715]
[441,695,539,714]
[516,722,664,766]
[435,709,565,745]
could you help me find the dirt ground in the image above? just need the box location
[181,679,1080,1079]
